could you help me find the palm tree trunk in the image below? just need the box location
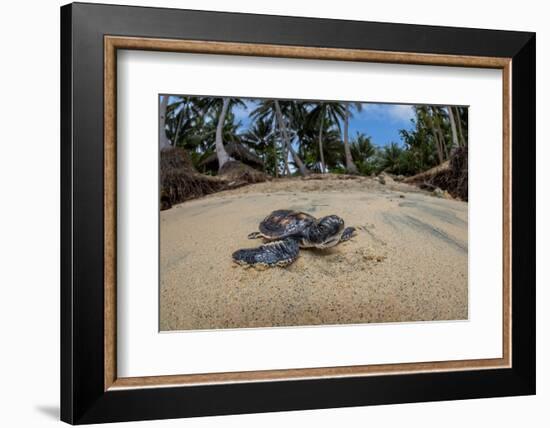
[274,100,309,176]
[433,130,444,163]
[282,132,290,176]
[318,112,326,173]
[436,122,449,159]
[432,107,449,160]
[454,106,466,147]
[288,141,304,173]
[343,103,358,174]
[273,142,279,178]
[172,105,184,148]
[215,97,233,170]
[425,108,443,164]
[159,95,171,151]
[284,160,291,176]
[437,126,449,160]
[446,106,459,149]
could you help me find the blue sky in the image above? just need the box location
[348,104,415,146]
[231,100,415,147]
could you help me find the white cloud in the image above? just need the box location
[387,104,415,122]
[361,103,415,124]
[232,101,254,128]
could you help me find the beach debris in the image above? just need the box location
[160,148,227,210]
[218,160,267,185]
[232,210,356,268]
[403,146,468,201]
[301,173,363,181]
[363,253,386,263]
[433,187,453,199]
[376,175,386,185]
[160,149,267,210]
[433,187,445,197]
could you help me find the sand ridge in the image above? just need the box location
[160,177,468,331]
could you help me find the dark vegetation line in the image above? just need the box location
[159,96,469,209]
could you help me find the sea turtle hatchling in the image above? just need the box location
[232,209,356,268]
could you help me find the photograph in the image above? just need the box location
[55,2,536,424]
[159,94,469,331]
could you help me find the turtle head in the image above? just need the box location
[306,215,345,248]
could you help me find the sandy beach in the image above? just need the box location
[160,177,468,331]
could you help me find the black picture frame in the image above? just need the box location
[61,2,535,424]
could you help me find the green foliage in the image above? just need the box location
[379,142,402,172]
[241,118,280,176]
[163,96,467,178]
[350,133,378,175]
[296,116,343,172]
[306,102,347,133]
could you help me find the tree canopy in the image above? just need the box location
[160,96,468,177]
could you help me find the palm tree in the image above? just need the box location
[198,97,246,171]
[399,115,437,173]
[453,106,467,147]
[431,107,449,160]
[159,95,171,151]
[343,102,361,174]
[251,100,309,176]
[350,133,377,175]
[242,118,277,174]
[396,104,470,174]
[418,106,444,164]
[191,109,251,173]
[274,101,310,176]
[214,98,232,169]
[165,96,204,150]
[446,106,459,150]
[296,116,341,172]
[380,142,404,173]
[307,102,347,173]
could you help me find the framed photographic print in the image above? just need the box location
[60,2,536,424]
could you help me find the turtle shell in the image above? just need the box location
[259,210,315,239]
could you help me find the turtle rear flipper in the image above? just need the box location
[232,238,300,268]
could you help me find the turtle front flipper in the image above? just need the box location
[340,227,356,242]
[247,232,263,239]
[232,238,300,268]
